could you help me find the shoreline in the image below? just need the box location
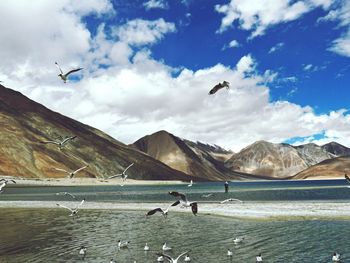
[1,200,350,220]
[0,175,347,187]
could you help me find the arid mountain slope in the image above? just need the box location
[321,142,350,157]
[132,130,258,181]
[225,141,334,178]
[293,156,350,179]
[0,85,193,181]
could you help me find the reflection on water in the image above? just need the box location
[0,208,349,263]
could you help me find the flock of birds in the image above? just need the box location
[1,63,349,262]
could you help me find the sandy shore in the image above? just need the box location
[0,176,185,186]
[0,201,349,220]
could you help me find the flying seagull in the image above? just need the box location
[233,236,245,244]
[40,136,76,150]
[220,198,243,204]
[162,242,172,251]
[0,179,16,193]
[54,165,88,179]
[56,198,85,216]
[169,191,198,215]
[146,201,180,218]
[187,180,193,187]
[156,251,190,263]
[108,163,134,186]
[208,81,230,95]
[55,62,83,83]
[55,192,76,199]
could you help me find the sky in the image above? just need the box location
[0,0,349,152]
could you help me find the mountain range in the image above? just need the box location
[1,85,349,181]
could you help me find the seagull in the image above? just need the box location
[40,136,76,150]
[157,255,165,262]
[156,251,190,263]
[0,179,16,193]
[187,180,193,187]
[144,243,150,251]
[208,81,230,95]
[233,236,244,244]
[56,198,85,216]
[55,62,83,83]
[108,163,134,186]
[54,165,88,179]
[79,246,87,260]
[184,254,191,262]
[227,249,233,257]
[118,240,130,249]
[162,242,172,251]
[256,253,263,262]
[201,193,214,198]
[169,191,198,215]
[55,192,76,199]
[220,198,243,204]
[146,201,180,218]
[332,252,341,262]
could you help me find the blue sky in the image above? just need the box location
[0,0,349,151]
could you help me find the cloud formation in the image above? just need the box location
[143,0,168,10]
[0,0,349,152]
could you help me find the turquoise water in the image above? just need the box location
[1,179,350,202]
[0,208,349,263]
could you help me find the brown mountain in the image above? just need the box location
[225,141,334,178]
[0,85,194,181]
[293,156,350,179]
[321,141,350,157]
[132,130,262,181]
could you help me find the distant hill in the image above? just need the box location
[293,156,350,179]
[225,140,334,178]
[0,85,194,181]
[321,141,350,157]
[132,130,263,181]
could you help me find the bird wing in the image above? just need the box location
[61,136,76,145]
[190,202,198,215]
[156,253,173,262]
[41,140,60,145]
[55,62,63,75]
[345,174,350,184]
[146,208,163,216]
[123,163,134,173]
[175,251,190,261]
[108,173,122,179]
[76,199,85,209]
[54,168,70,174]
[220,199,229,204]
[56,203,73,212]
[65,68,83,77]
[170,200,180,207]
[0,182,6,191]
[9,180,16,184]
[169,191,187,202]
[72,165,88,175]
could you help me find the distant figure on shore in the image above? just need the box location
[224,181,229,193]
[332,252,341,262]
[256,253,263,262]
[79,246,87,260]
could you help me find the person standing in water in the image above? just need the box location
[224,181,229,193]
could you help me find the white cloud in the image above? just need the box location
[222,39,240,50]
[113,18,176,46]
[215,0,333,37]
[143,0,168,10]
[268,42,285,53]
[329,29,350,57]
[1,0,350,153]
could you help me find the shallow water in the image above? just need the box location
[0,208,349,263]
